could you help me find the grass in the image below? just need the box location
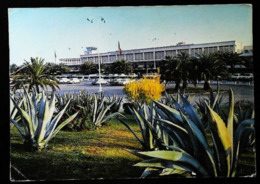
[10,115,144,180]
[10,114,256,180]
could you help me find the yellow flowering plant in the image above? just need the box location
[123,74,165,104]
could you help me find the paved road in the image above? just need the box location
[50,80,254,103]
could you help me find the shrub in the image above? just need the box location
[123,74,165,104]
[10,88,79,151]
[120,89,255,177]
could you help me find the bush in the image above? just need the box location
[123,74,165,104]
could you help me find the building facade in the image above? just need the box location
[59,40,244,69]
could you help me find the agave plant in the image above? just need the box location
[106,94,124,113]
[117,102,167,150]
[10,94,24,129]
[78,93,124,129]
[10,88,79,151]
[124,89,255,177]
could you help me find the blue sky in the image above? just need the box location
[8,4,252,66]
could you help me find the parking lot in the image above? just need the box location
[51,80,254,103]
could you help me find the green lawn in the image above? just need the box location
[10,114,256,180]
[10,115,144,180]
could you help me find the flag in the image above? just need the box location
[118,41,122,55]
[54,51,57,58]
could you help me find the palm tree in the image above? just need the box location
[188,57,200,87]
[159,56,182,91]
[79,62,98,75]
[177,52,190,89]
[217,51,242,74]
[12,57,59,93]
[9,64,18,74]
[111,59,133,74]
[196,53,228,90]
[45,63,71,75]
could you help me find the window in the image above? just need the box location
[109,55,116,62]
[166,50,176,57]
[135,53,143,61]
[144,52,153,60]
[177,49,189,55]
[126,54,133,61]
[102,56,108,63]
[155,51,164,59]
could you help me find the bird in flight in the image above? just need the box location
[86,18,94,23]
[100,17,106,23]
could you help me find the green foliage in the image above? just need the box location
[106,94,124,113]
[12,57,60,93]
[122,89,255,178]
[110,59,133,74]
[78,93,124,129]
[45,63,71,75]
[10,88,79,151]
[79,62,98,75]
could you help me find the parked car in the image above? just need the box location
[240,73,253,80]
[92,78,109,85]
[58,77,71,84]
[110,78,132,86]
[69,78,81,84]
[231,73,241,80]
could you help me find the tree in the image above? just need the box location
[217,51,242,74]
[45,63,71,75]
[188,57,200,87]
[79,62,98,75]
[12,57,59,93]
[9,64,18,74]
[111,59,133,74]
[159,56,182,91]
[196,53,228,90]
[177,52,190,89]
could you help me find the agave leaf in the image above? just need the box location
[137,150,208,176]
[159,124,186,149]
[180,113,217,176]
[100,112,124,124]
[232,126,254,176]
[178,110,199,157]
[10,118,26,137]
[10,96,29,136]
[140,167,159,178]
[227,88,234,166]
[37,93,56,143]
[117,118,145,147]
[132,108,148,144]
[206,104,232,176]
[44,111,79,145]
[159,168,191,177]
[180,95,206,137]
[96,100,116,124]
[154,118,188,134]
[92,94,97,123]
[23,88,37,134]
[153,100,183,124]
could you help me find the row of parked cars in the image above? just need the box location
[56,75,84,84]
[91,78,133,86]
[230,73,253,80]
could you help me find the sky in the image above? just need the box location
[8,4,252,66]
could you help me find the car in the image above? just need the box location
[58,77,71,84]
[110,78,132,85]
[92,78,108,85]
[240,73,253,80]
[69,78,81,84]
[231,73,241,80]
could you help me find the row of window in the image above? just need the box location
[61,45,235,64]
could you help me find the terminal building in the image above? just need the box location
[59,40,245,71]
